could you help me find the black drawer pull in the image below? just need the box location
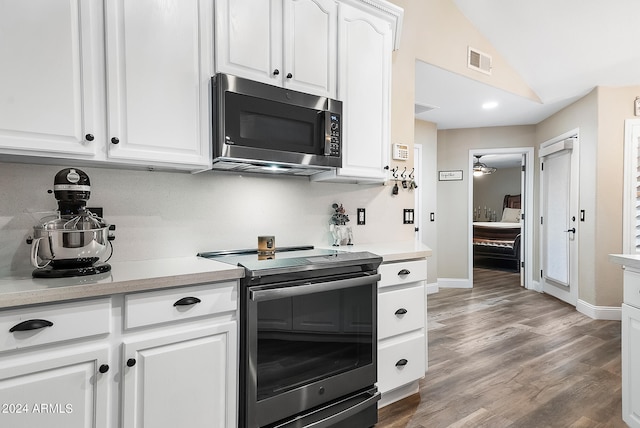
[127,358,137,367]
[395,359,408,367]
[398,269,411,276]
[173,296,202,307]
[395,308,408,315]
[99,364,110,374]
[9,319,54,333]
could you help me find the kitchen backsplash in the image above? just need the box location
[0,161,415,276]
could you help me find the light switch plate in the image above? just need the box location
[635,97,640,116]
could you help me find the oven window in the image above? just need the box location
[255,284,373,401]
[225,92,320,154]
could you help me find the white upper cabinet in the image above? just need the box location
[313,2,393,183]
[0,0,212,171]
[0,0,102,158]
[104,0,212,168]
[215,0,337,98]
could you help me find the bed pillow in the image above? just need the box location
[501,207,521,223]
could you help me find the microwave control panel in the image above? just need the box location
[327,113,341,157]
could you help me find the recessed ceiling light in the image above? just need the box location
[482,101,498,110]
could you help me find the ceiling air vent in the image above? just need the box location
[415,103,439,115]
[467,46,492,75]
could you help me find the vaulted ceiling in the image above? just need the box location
[415,0,640,130]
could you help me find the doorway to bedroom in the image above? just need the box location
[469,148,534,289]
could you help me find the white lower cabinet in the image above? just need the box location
[0,297,112,428]
[0,345,110,428]
[0,281,238,428]
[122,323,236,428]
[377,259,427,407]
[623,302,640,428]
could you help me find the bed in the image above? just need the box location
[473,194,521,270]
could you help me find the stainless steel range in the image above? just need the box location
[198,247,382,428]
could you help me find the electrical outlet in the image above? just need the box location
[357,208,366,225]
[403,209,414,224]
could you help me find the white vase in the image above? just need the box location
[330,224,353,246]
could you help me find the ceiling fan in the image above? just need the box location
[473,155,497,176]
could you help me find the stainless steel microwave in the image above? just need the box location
[211,73,342,176]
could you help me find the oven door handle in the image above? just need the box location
[249,273,381,302]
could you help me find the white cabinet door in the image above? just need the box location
[0,345,109,428]
[122,322,237,428]
[105,0,212,168]
[282,0,337,97]
[623,303,640,428]
[0,0,102,158]
[215,0,283,86]
[315,4,392,182]
[215,0,336,97]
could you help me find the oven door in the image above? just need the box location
[242,273,379,428]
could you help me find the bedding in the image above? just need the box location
[473,194,522,270]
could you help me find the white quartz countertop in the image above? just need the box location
[321,241,432,262]
[0,257,244,309]
[0,241,432,309]
[610,254,640,270]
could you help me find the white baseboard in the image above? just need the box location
[426,282,439,294]
[576,299,622,320]
[438,277,472,289]
[530,280,542,293]
[378,380,420,408]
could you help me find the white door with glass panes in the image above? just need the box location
[0,0,102,158]
[104,0,212,168]
[539,136,579,306]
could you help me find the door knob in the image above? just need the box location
[565,228,576,233]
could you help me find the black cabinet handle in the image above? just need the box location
[273,69,280,76]
[173,296,201,307]
[398,269,410,276]
[111,137,120,144]
[9,319,53,333]
[395,308,408,315]
[286,73,293,79]
[395,359,408,367]
[85,133,94,141]
[126,358,136,367]
[99,364,110,374]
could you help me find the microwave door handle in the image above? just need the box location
[249,273,381,302]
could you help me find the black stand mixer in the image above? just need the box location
[27,168,115,278]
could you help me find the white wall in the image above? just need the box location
[473,166,521,221]
[437,125,536,278]
[0,161,415,277]
[415,120,438,285]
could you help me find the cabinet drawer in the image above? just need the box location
[624,270,640,308]
[0,298,111,353]
[124,282,237,329]
[378,259,427,289]
[377,334,425,394]
[378,285,424,339]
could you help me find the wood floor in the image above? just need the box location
[376,267,624,428]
